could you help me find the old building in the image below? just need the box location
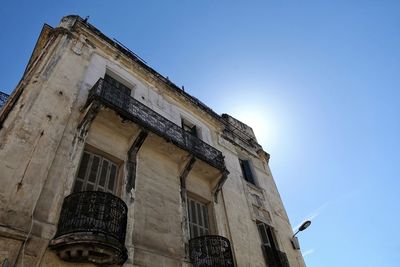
[0,16,306,267]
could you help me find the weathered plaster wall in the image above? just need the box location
[215,127,305,267]
[217,147,267,267]
[0,26,95,266]
[133,136,186,266]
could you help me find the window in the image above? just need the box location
[257,222,280,265]
[239,159,255,185]
[104,73,131,95]
[73,150,118,194]
[181,118,198,137]
[257,222,274,247]
[188,198,210,238]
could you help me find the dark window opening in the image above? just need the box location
[239,159,255,185]
[257,222,283,267]
[182,118,198,137]
[104,73,131,95]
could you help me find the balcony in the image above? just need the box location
[49,191,128,265]
[87,78,226,172]
[263,245,290,267]
[0,91,9,109]
[189,235,234,267]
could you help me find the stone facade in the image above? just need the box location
[0,15,306,267]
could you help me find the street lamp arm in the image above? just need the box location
[293,220,311,237]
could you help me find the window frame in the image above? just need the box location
[257,222,281,265]
[257,222,272,247]
[181,117,200,138]
[239,158,256,185]
[187,195,213,239]
[73,146,122,196]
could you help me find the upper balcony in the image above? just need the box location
[189,235,234,267]
[49,191,128,265]
[86,78,226,172]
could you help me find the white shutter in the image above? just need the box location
[188,198,210,238]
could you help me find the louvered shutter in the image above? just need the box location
[188,198,210,238]
[73,151,118,194]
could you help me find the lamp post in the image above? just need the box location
[291,220,311,250]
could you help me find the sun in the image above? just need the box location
[232,106,274,146]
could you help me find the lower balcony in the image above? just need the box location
[189,235,234,267]
[49,191,128,265]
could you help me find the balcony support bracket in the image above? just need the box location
[212,170,229,203]
[179,155,196,193]
[77,100,102,133]
[126,129,148,192]
[179,155,196,253]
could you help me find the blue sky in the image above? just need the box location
[1,1,399,266]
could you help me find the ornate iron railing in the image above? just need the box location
[0,91,9,109]
[263,245,290,267]
[87,78,226,171]
[54,191,128,245]
[189,235,234,267]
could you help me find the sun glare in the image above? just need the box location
[232,106,275,147]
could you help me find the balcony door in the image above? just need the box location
[73,150,118,194]
[257,222,282,266]
[188,197,210,238]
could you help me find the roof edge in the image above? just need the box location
[68,15,223,123]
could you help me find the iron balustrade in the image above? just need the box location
[87,78,226,172]
[54,191,127,242]
[189,235,234,267]
[53,191,128,263]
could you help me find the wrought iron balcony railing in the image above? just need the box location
[87,78,226,171]
[0,91,9,109]
[189,235,234,267]
[263,245,290,267]
[50,191,128,265]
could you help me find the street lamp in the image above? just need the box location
[291,220,311,250]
